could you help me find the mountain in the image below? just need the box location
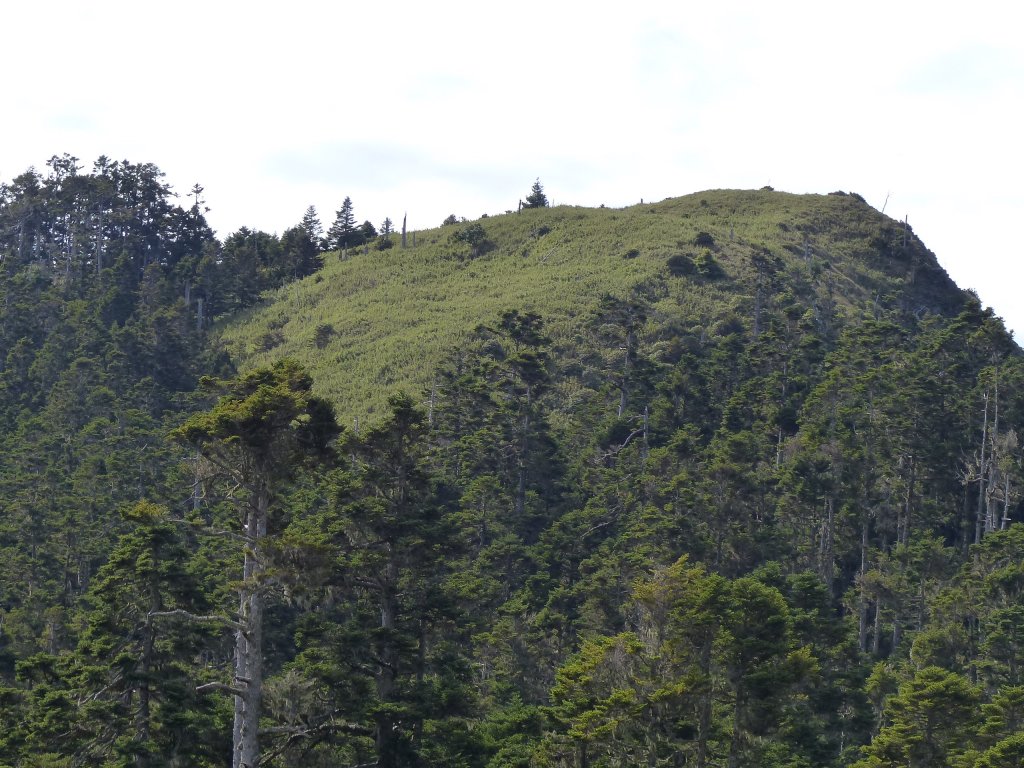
[1,163,1023,767]
[219,189,967,425]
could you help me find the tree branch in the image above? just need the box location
[261,720,371,736]
[581,516,618,539]
[171,517,254,544]
[259,714,374,765]
[191,450,262,497]
[148,608,246,634]
[595,426,646,463]
[196,681,245,697]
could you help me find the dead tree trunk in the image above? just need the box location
[233,481,268,768]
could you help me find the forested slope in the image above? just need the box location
[1,161,1023,767]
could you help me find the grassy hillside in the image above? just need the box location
[217,188,963,423]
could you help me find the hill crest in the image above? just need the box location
[218,188,967,422]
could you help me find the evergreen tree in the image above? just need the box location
[376,217,395,251]
[359,219,378,244]
[279,225,321,279]
[523,178,549,209]
[340,393,473,766]
[299,205,324,250]
[71,502,220,766]
[171,360,339,768]
[328,197,358,250]
[854,666,981,768]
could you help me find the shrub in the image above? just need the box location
[693,231,715,248]
[667,253,695,276]
[455,223,488,247]
[694,248,723,278]
[256,330,285,352]
[451,223,493,258]
[313,323,335,349]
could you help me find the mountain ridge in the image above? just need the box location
[218,187,971,423]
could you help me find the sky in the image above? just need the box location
[4,1,1023,337]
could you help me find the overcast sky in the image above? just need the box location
[5,1,1022,337]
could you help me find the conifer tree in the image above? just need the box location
[340,393,470,766]
[523,178,549,209]
[855,666,981,767]
[328,197,357,250]
[279,225,321,279]
[74,501,217,766]
[299,205,324,249]
[171,360,339,768]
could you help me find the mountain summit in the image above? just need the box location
[221,188,970,422]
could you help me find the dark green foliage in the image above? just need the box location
[68,503,222,765]
[0,156,236,764]
[376,218,395,250]
[455,222,487,246]
[667,252,695,275]
[523,179,548,209]
[300,205,324,250]
[694,230,715,247]
[171,359,340,767]
[4,175,1024,767]
[210,226,323,315]
[313,323,335,349]
[854,666,981,767]
[694,247,723,277]
[174,358,338,459]
[275,395,479,766]
[451,222,494,259]
[280,224,322,278]
[328,196,358,250]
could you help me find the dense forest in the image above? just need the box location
[1,157,1024,768]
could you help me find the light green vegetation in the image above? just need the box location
[218,189,957,424]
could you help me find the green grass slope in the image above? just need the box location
[217,188,965,424]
